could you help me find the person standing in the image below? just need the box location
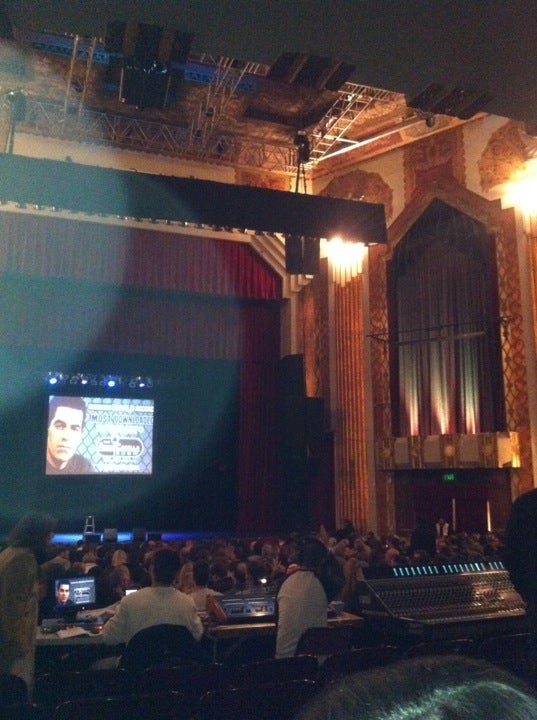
[409,517,437,560]
[0,512,56,698]
[503,488,537,681]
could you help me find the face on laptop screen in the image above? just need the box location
[54,576,97,611]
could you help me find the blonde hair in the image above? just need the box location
[111,549,128,567]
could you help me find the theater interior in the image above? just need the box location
[1,0,537,541]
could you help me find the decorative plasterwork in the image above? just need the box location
[403,127,466,204]
[377,432,520,471]
[478,120,529,192]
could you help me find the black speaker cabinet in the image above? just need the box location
[103,528,118,542]
[84,533,101,544]
[132,527,146,542]
[305,397,325,444]
[277,354,305,397]
[285,236,320,275]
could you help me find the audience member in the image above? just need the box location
[276,536,334,658]
[408,516,436,560]
[100,548,203,652]
[176,559,195,594]
[294,654,537,720]
[0,512,56,698]
[504,488,537,675]
[189,560,222,611]
[98,564,132,606]
[209,558,235,593]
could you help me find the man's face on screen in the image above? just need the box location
[47,406,84,469]
[56,583,70,604]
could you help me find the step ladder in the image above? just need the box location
[83,515,95,536]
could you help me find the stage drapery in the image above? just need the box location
[390,200,505,436]
[0,211,282,532]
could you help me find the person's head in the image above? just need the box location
[55,581,70,604]
[8,512,56,555]
[47,396,88,470]
[150,548,181,586]
[298,536,328,572]
[295,655,537,720]
[111,548,128,567]
[193,560,211,588]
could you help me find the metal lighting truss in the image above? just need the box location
[22,98,297,172]
[306,81,406,165]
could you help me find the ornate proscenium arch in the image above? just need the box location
[0,154,387,244]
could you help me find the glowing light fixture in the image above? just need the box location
[323,237,367,285]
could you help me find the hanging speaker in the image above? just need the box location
[285,236,320,275]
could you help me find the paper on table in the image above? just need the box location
[56,626,92,639]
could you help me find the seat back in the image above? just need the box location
[52,691,190,720]
[295,625,353,656]
[120,623,208,671]
[477,633,532,680]
[198,679,319,720]
[228,654,319,687]
[318,645,400,684]
[34,668,132,710]
[137,662,231,704]
[0,672,28,706]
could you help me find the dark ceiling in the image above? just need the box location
[5,0,537,126]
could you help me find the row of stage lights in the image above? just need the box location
[45,372,153,389]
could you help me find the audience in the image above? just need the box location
[13,520,532,716]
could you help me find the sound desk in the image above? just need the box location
[357,561,527,643]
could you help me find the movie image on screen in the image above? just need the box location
[46,395,154,475]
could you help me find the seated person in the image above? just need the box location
[276,537,343,658]
[97,565,132,607]
[189,560,222,611]
[99,548,203,659]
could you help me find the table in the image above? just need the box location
[36,626,105,646]
[36,612,364,664]
[206,611,363,662]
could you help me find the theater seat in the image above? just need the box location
[197,679,319,720]
[52,691,190,720]
[119,623,210,671]
[295,625,354,657]
[34,668,132,711]
[318,645,400,684]
[227,654,319,687]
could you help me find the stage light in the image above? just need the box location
[46,371,64,386]
[80,375,89,386]
[106,377,117,388]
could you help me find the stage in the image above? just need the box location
[51,530,222,545]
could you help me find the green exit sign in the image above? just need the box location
[442,472,456,482]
